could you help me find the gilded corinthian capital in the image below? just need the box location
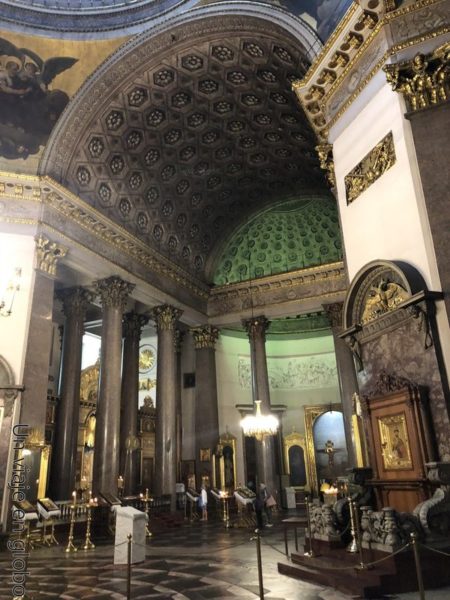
[35,234,68,276]
[57,286,93,318]
[192,325,219,349]
[383,43,450,112]
[316,143,336,189]
[243,316,270,341]
[94,276,135,309]
[151,304,182,331]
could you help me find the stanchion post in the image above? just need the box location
[304,496,316,558]
[252,528,264,600]
[347,498,358,554]
[352,501,368,570]
[127,533,132,600]
[411,532,426,600]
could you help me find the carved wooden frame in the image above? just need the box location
[304,403,343,496]
[283,430,310,491]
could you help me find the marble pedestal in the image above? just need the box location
[284,487,296,509]
[114,506,147,564]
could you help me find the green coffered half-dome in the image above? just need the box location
[211,195,342,286]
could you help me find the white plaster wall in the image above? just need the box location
[215,331,341,485]
[0,232,35,383]
[332,74,440,289]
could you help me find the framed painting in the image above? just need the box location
[378,413,413,470]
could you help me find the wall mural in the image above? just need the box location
[238,352,338,389]
[0,37,78,160]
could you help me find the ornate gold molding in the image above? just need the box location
[292,0,449,141]
[283,430,310,491]
[344,131,396,204]
[35,234,68,276]
[316,143,336,189]
[192,325,220,349]
[384,42,450,111]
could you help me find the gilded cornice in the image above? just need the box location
[0,171,209,301]
[293,0,450,141]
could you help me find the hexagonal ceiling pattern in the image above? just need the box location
[211,195,342,285]
[53,17,327,282]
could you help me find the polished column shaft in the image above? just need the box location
[20,236,67,436]
[93,276,134,496]
[192,326,220,484]
[324,302,358,466]
[151,305,182,510]
[243,316,277,494]
[174,329,184,482]
[120,312,148,495]
[52,287,91,500]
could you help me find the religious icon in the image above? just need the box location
[378,413,413,470]
[200,448,211,462]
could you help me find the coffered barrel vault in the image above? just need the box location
[40,15,328,282]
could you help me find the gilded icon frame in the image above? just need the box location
[378,413,413,470]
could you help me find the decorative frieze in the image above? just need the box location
[384,43,450,112]
[192,325,219,350]
[35,234,68,276]
[345,132,396,204]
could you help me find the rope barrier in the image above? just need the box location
[418,543,450,558]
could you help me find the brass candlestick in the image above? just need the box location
[304,496,316,558]
[49,519,59,545]
[347,498,359,553]
[142,489,152,538]
[83,502,96,550]
[65,504,78,553]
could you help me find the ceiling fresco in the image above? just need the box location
[44,17,329,282]
[211,196,342,285]
[0,31,127,168]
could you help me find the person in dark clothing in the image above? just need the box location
[254,490,265,529]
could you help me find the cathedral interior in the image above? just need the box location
[0,0,450,598]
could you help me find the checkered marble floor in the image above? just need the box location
[1,516,449,599]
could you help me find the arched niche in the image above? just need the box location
[283,430,309,490]
[304,404,348,495]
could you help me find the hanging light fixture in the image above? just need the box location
[0,267,21,317]
[239,217,279,441]
[240,400,279,441]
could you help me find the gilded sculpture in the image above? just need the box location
[383,43,450,112]
[344,132,396,204]
[361,278,408,324]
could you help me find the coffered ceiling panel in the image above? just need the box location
[43,16,328,283]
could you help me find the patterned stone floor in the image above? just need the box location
[1,514,449,599]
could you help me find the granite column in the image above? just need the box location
[51,287,92,500]
[120,312,148,496]
[174,329,184,482]
[192,326,220,486]
[151,305,182,510]
[243,316,278,496]
[20,235,67,436]
[92,276,134,496]
[324,302,358,467]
